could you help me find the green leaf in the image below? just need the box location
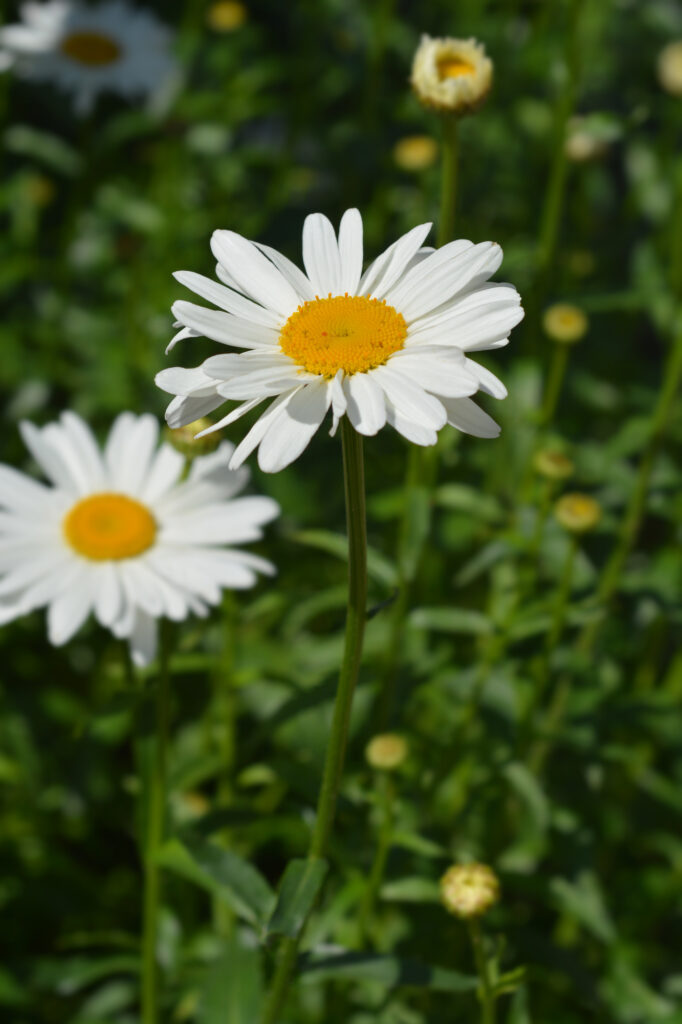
[4,125,82,176]
[157,839,275,929]
[0,966,28,1007]
[33,955,139,996]
[391,832,448,859]
[199,939,264,1024]
[300,952,476,992]
[380,877,440,903]
[289,529,397,588]
[550,871,617,944]
[266,858,328,939]
[409,607,494,635]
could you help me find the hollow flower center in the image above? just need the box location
[437,56,475,79]
[63,493,156,561]
[279,294,407,377]
[60,31,122,66]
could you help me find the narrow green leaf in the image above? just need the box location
[266,858,328,939]
[289,529,397,588]
[300,952,476,992]
[199,939,264,1024]
[380,876,440,903]
[156,838,275,928]
[550,871,617,944]
[409,606,494,635]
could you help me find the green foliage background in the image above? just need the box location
[1,0,682,1021]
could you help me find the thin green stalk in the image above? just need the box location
[376,116,459,726]
[438,115,459,248]
[358,773,394,944]
[540,344,570,425]
[261,418,367,1024]
[141,625,172,1024]
[468,918,496,1024]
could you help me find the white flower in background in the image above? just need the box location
[0,0,177,115]
[156,209,523,472]
[0,412,279,665]
[410,35,493,114]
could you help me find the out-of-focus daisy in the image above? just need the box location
[657,40,682,96]
[542,303,588,344]
[206,1,247,33]
[0,412,279,665]
[0,0,177,115]
[411,35,492,115]
[156,208,523,473]
[392,134,438,172]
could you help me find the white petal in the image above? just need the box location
[302,213,343,296]
[172,301,279,350]
[329,370,346,437]
[94,563,123,627]
[254,242,316,302]
[47,567,94,646]
[161,495,280,545]
[386,241,503,322]
[129,610,158,667]
[105,414,159,497]
[155,365,217,397]
[19,420,79,494]
[385,400,439,446]
[464,359,507,399]
[141,444,186,504]
[337,208,363,295]
[165,393,225,430]
[211,231,299,319]
[441,397,501,438]
[372,365,446,430]
[257,379,331,472]
[343,372,386,436]
[174,270,282,328]
[57,412,106,490]
[0,464,52,512]
[359,222,432,298]
[388,350,479,398]
[228,391,299,470]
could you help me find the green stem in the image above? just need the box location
[141,625,172,1024]
[358,773,394,944]
[468,918,496,1024]
[261,418,367,1024]
[540,344,570,426]
[438,115,459,248]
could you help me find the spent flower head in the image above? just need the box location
[440,863,500,919]
[156,208,523,472]
[555,492,601,534]
[657,40,682,96]
[392,134,439,172]
[206,1,247,32]
[365,733,408,770]
[411,35,492,115]
[0,412,278,665]
[0,0,177,115]
[543,303,588,345]
[533,449,575,481]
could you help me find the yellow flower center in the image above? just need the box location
[63,493,156,561]
[437,55,475,79]
[279,294,408,378]
[60,31,122,67]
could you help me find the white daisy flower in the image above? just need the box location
[0,411,279,666]
[156,209,524,473]
[411,35,493,115]
[0,0,177,115]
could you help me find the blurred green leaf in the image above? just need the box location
[550,872,617,944]
[198,938,264,1024]
[409,607,494,635]
[380,877,440,903]
[300,952,476,992]
[266,858,328,939]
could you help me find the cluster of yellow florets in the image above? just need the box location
[411,35,493,115]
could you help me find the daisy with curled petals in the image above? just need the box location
[156,208,523,473]
[0,411,279,666]
[0,0,177,115]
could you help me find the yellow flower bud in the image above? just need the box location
[206,1,247,32]
[440,863,500,919]
[533,450,575,481]
[542,303,588,345]
[555,493,602,534]
[411,35,493,115]
[365,733,408,771]
[392,135,439,172]
[657,40,682,97]
[164,418,221,458]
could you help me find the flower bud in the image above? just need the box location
[392,134,439,172]
[365,733,408,771]
[542,303,588,345]
[533,449,574,481]
[555,492,601,534]
[411,35,492,115]
[564,117,608,162]
[657,40,682,97]
[207,1,247,32]
[164,418,221,458]
[440,862,500,919]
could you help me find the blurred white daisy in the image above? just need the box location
[156,209,523,473]
[0,412,279,665]
[0,0,177,115]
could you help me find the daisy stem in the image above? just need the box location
[438,115,459,248]
[358,772,394,945]
[468,918,496,1024]
[141,623,172,1024]
[540,343,570,425]
[261,418,367,1024]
